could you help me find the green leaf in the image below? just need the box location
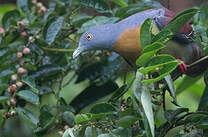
[206,28,208,38]
[78,16,119,34]
[0,69,14,78]
[78,0,109,13]
[158,8,198,38]
[16,107,38,129]
[0,109,7,127]
[198,85,208,111]
[71,14,93,27]
[141,61,179,84]
[90,103,116,114]
[43,16,64,45]
[38,104,57,132]
[132,72,144,102]
[115,1,162,18]
[143,42,165,53]
[0,96,9,103]
[140,18,152,48]
[141,85,154,137]
[164,75,177,104]
[152,30,173,44]
[138,55,177,74]
[17,0,31,14]
[22,77,39,94]
[62,111,75,127]
[75,113,93,124]
[109,0,128,7]
[117,115,139,128]
[196,116,208,129]
[2,10,21,30]
[109,84,130,102]
[62,128,75,137]
[17,90,40,105]
[71,81,118,112]
[136,42,165,66]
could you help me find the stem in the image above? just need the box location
[41,47,75,52]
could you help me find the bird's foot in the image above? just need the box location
[176,59,187,74]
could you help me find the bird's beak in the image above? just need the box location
[73,48,82,59]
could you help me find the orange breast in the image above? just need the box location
[114,26,142,65]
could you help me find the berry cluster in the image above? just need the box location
[32,0,47,15]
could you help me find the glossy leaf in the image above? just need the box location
[90,103,116,114]
[109,0,128,7]
[158,8,198,38]
[141,85,155,137]
[0,70,14,78]
[38,104,57,132]
[70,81,118,112]
[43,16,64,45]
[16,107,38,129]
[0,96,9,103]
[78,16,119,33]
[75,113,93,124]
[117,115,138,128]
[22,77,39,94]
[2,10,21,29]
[71,14,93,27]
[17,90,40,105]
[164,75,177,104]
[78,0,109,13]
[17,0,31,14]
[115,1,162,18]
[109,84,130,102]
[136,42,165,66]
[198,85,208,111]
[140,18,152,48]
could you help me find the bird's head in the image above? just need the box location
[73,24,118,58]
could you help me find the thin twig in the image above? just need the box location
[41,47,75,52]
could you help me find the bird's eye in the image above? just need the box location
[85,33,93,41]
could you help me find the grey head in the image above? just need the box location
[73,24,119,58]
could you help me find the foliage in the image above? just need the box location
[0,0,208,137]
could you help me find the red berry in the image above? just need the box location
[17,52,23,58]
[18,67,25,74]
[16,81,23,87]
[10,98,16,105]
[17,21,25,26]
[9,84,17,93]
[23,48,31,54]
[0,28,4,33]
[21,31,27,37]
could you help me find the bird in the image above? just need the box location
[73,8,206,77]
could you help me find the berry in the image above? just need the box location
[0,28,5,34]
[17,21,25,26]
[37,2,43,8]
[32,0,37,4]
[17,52,23,58]
[10,110,16,116]
[10,98,16,105]
[11,74,18,81]
[9,84,17,93]
[18,67,25,74]
[16,81,23,87]
[21,31,27,37]
[29,36,35,42]
[23,48,31,54]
